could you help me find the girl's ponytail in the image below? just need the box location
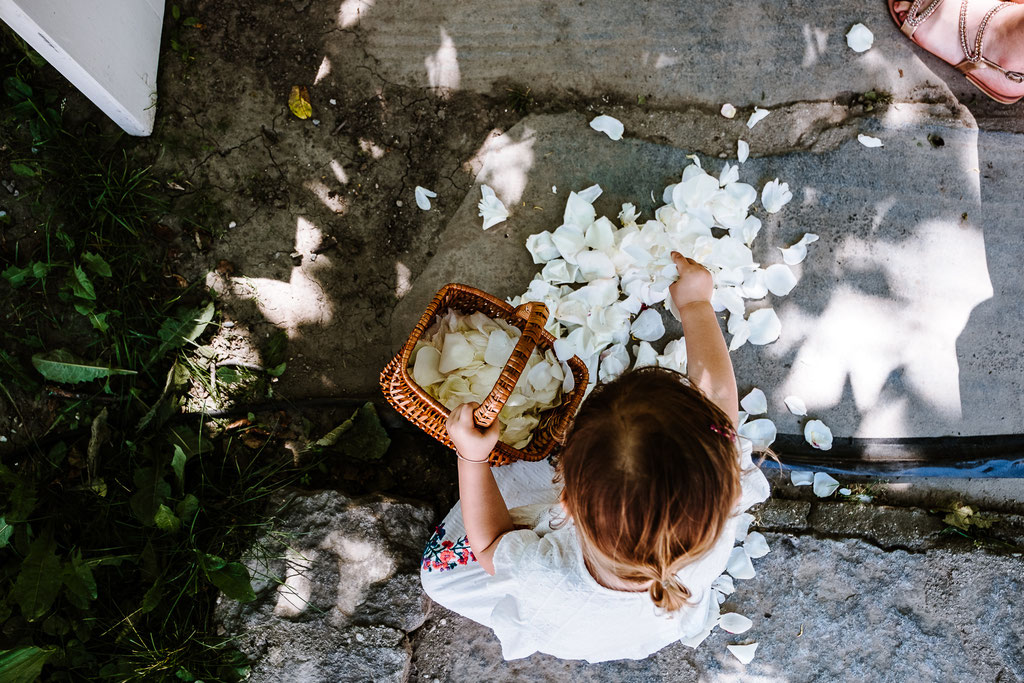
[642,565,692,613]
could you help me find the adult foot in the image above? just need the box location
[891,0,1024,103]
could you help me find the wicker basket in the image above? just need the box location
[380,283,589,466]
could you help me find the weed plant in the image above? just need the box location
[0,30,329,682]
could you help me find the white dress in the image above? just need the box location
[419,450,770,663]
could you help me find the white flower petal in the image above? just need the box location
[630,308,666,342]
[720,613,753,634]
[790,470,814,486]
[737,139,750,163]
[620,295,643,315]
[412,346,445,386]
[740,269,768,300]
[764,263,798,296]
[525,231,562,264]
[738,417,776,451]
[561,361,576,393]
[633,340,658,369]
[656,338,687,373]
[540,259,577,285]
[438,333,477,374]
[478,184,509,229]
[728,317,750,351]
[719,162,740,187]
[720,103,737,119]
[734,512,755,541]
[414,186,437,210]
[712,574,736,595]
[761,178,793,214]
[740,388,768,415]
[551,224,587,263]
[780,233,820,265]
[813,471,841,497]
[746,107,770,129]
[618,203,639,226]
[839,487,852,496]
[598,343,630,382]
[746,308,782,345]
[784,395,807,416]
[744,531,770,559]
[577,184,603,204]
[726,547,756,580]
[585,216,617,250]
[553,338,575,362]
[804,419,834,450]
[857,133,884,148]
[680,629,712,648]
[563,191,598,229]
[484,330,516,368]
[727,643,759,665]
[576,250,616,281]
[846,23,874,52]
[589,114,624,140]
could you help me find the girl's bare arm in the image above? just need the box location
[669,252,740,427]
[447,403,513,575]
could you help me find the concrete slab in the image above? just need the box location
[323,0,1021,131]
[392,111,1024,440]
[410,534,1024,682]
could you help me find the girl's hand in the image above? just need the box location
[669,251,713,312]
[446,403,500,463]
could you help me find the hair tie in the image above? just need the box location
[709,423,736,440]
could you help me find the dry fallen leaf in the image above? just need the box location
[289,86,312,120]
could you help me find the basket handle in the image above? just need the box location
[472,301,550,428]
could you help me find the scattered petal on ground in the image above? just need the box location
[726,547,756,580]
[631,308,666,342]
[780,233,820,265]
[721,103,737,119]
[414,186,437,210]
[734,512,755,541]
[805,419,834,450]
[720,613,754,634]
[839,488,852,496]
[784,395,808,416]
[858,133,884,148]
[738,417,777,451]
[589,114,624,140]
[761,179,793,213]
[740,388,768,415]
[746,107,770,129]
[747,308,782,345]
[765,263,798,295]
[478,184,509,229]
[813,472,841,497]
[727,643,759,665]
[737,140,749,163]
[791,470,814,486]
[744,531,770,558]
[846,23,874,52]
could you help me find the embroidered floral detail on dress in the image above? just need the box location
[422,523,476,572]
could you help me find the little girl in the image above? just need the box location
[419,252,770,662]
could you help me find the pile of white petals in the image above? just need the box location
[411,309,567,448]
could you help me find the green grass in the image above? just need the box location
[0,29,344,682]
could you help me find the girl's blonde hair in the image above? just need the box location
[556,366,741,611]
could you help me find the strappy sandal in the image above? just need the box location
[889,0,1024,104]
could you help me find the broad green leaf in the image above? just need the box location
[266,362,287,377]
[0,464,37,522]
[71,265,96,300]
[176,494,199,524]
[170,444,186,489]
[152,302,215,362]
[0,517,12,548]
[141,580,162,614]
[154,504,180,533]
[0,646,55,683]
[11,530,61,621]
[2,265,30,288]
[86,311,110,333]
[315,402,391,462]
[81,252,112,278]
[198,551,227,572]
[62,550,97,609]
[206,561,256,602]
[10,162,38,177]
[264,330,289,367]
[129,467,171,526]
[3,75,32,99]
[31,349,136,384]
[288,85,312,119]
[31,261,50,279]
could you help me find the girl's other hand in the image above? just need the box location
[669,251,713,311]
[446,402,500,463]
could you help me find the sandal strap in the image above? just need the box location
[958,0,1024,82]
[960,0,1009,63]
[903,0,946,37]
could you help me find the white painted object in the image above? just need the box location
[0,0,165,136]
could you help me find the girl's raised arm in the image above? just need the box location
[668,252,739,427]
